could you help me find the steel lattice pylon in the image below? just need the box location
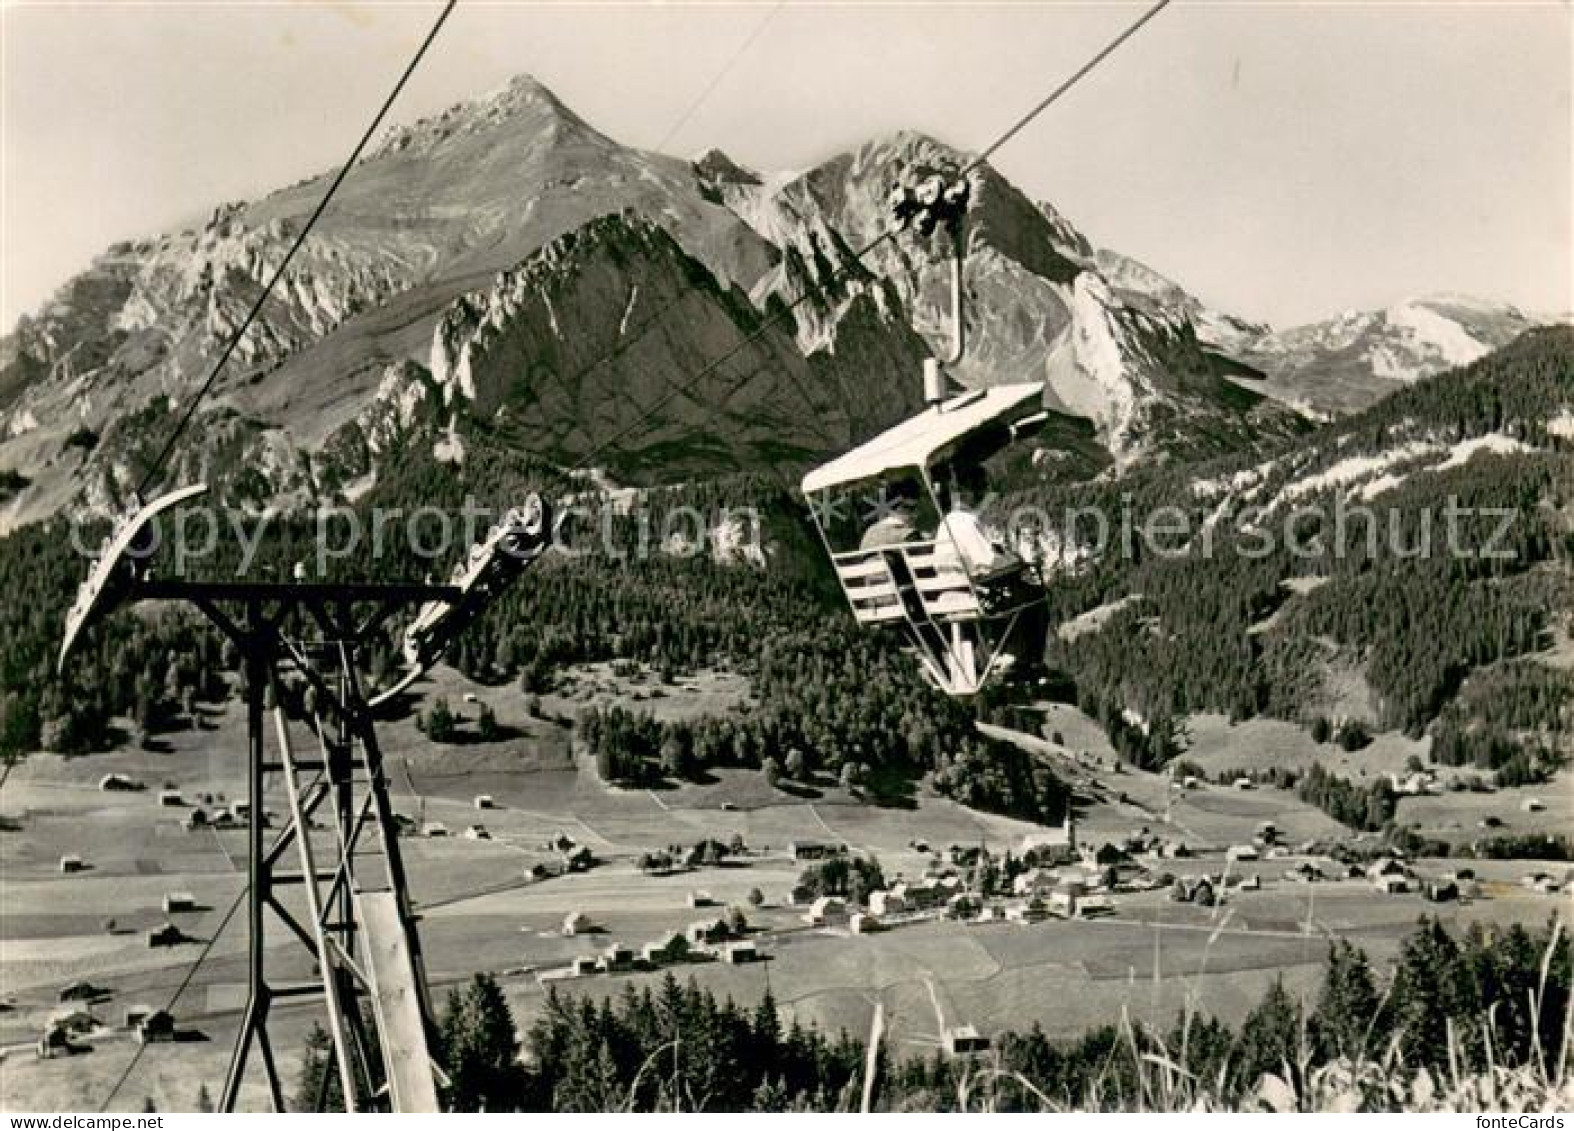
[153,583,454,1112]
[58,492,553,1110]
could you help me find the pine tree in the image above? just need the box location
[439,973,526,1112]
[295,1022,343,1111]
[1312,939,1383,1061]
[1232,977,1303,1094]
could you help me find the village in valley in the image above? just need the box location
[4,660,1568,1110]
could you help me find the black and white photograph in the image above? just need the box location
[0,0,1569,1115]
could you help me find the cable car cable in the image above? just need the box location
[963,0,1171,175]
[97,886,246,1112]
[543,0,1174,478]
[134,0,458,500]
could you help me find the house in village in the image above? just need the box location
[162,891,197,914]
[147,923,186,948]
[58,982,107,1005]
[37,1025,73,1060]
[1019,822,1075,865]
[597,943,635,973]
[789,840,844,862]
[943,1025,991,1057]
[723,941,760,964]
[804,896,848,928]
[868,890,906,917]
[641,932,691,967]
[687,917,733,945]
[135,1010,176,1044]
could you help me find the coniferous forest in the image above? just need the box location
[292,916,1569,1112]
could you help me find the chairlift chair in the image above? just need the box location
[802,383,1048,696]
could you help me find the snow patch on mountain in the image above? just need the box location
[1433,432,1533,470]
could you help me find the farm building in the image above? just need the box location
[789,840,843,861]
[1239,875,1262,891]
[473,795,495,810]
[124,1005,154,1029]
[804,897,849,927]
[37,1025,72,1060]
[891,879,944,909]
[687,918,732,945]
[99,773,141,792]
[148,923,186,948]
[1232,777,1254,791]
[570,956,598,977]
[1079,842,1124,867]
[58,982,106,1004]
[562,911,593,937]
[1019,822,1075,864]
[162,891,197,914]
[49,1009,96,1036]
[1227,844,1260,862]
[1005,898,1048,922]
[183,808,210,830]
[1374,874,1410,895]
[849,912,880,935]
[1366,858,1407,880]
[135,1010,176,1044]
[943,1026,991,1057]
[158,789,184,807]
[421,822,449,838]
[1424,878,1459,903]
[687,890,715,909]
[1523,798,1546,813]
[563,845,594,871]
[641,933,690,966]
[463,825,490,840]
[868,890,906,917]
[944,893,981,920]
[597,944,635,973]
[1387,772,1434,795]
[723,941,760,964]
[59,855,86,874]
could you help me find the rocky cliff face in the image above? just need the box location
[427,212,925,480]
[0,73,1550,528]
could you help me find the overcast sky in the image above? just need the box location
[2,1,1568,332]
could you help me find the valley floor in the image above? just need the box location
[0,668,1567,1112]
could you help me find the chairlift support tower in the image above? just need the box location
[59,488,553,1111]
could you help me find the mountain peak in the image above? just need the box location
[372,71,600,159]
[693,148,761,187]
